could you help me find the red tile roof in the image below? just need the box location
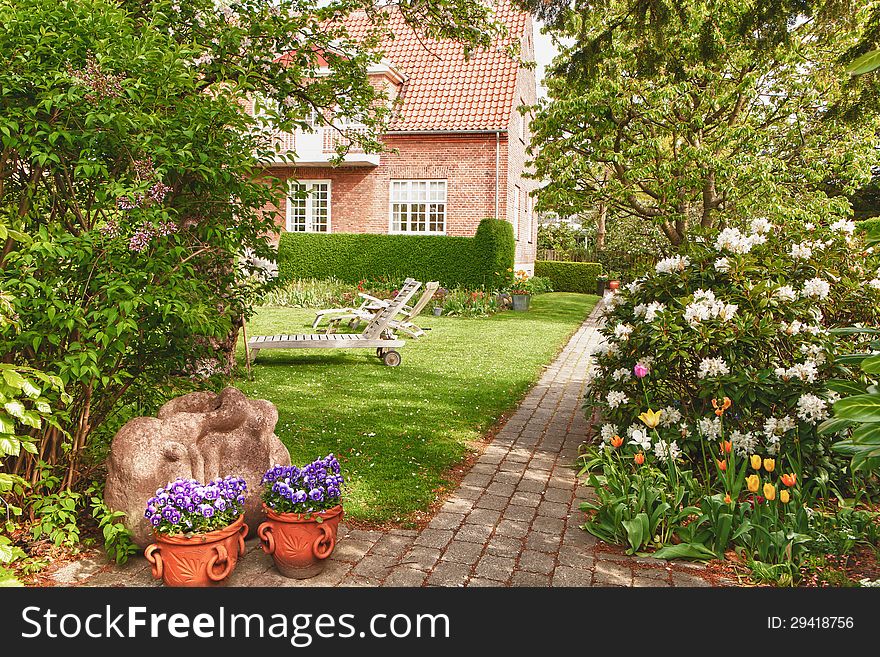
[344,3,529,132]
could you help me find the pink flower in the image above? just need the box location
[634,363,649,378]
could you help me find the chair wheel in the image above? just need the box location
[382,350,401,367]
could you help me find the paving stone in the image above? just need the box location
[494,519,530,539]
[333,539,374,563]
[557,545,595,570]
[466,577,504,587]
[551,565,591,587]
[474,494,509,511]
[486,481,516,498]
[542,487,573,503]
[427,513,466,531]
[454,523,493,544]
[352,554,397,580]
[474,555,516,582]
[414,528,455,550]
[485,535,523,558]
[501,504,537,522]
[457,485,484,501]
[440,498,474,515]
[441,541,484,566]
[510,491,543,507]
[341,574,382,587]
[511,571,552,587]
[347,529,383,544]
[531,516,565,535]
[518,550,556,575]
[492,471,522,485]
[462,472,493,487]
[593,561,632,586]
[525,531,562,554]
[371,533,417,558]
[427,561,471,587]
[52,555,109,584]
[383,566,428,587]
[466,507,502,526]
[515,478,547,494]
[401,546,442,571]
[671,572,712,587]
[498,461,528,474]
[562,526,597,548]
[633,576,670,587]
[537,500,570,519]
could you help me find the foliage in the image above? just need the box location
[537,222,588,252]
[240,293,597,522]
[144,477,247,536]
[438,289,502,317]
[527,0,879,245]
[277,219,516,290]
[535,261,602,293]
[590,215,667,279]
[87,485,138,565]
[258,277,356,309]
[261,455,344,515]
[587,217,880,489]
[0,0,499,495]
[857,217,880,234]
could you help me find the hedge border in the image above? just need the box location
[534,260,603,294]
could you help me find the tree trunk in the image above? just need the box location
[595,203,607,250]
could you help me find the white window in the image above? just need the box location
[287,181,331,233]
[390,180,446,234]
[513,185,521,240]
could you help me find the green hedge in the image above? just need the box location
[857,217,880,235]
[534,260,602,294]
[277,218,515,289]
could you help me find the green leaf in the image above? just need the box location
[818,417,856,436]
[647,542,717,561]
[0,566,22,587]
[1,369,27,390]
[847,49,880,75]
[851,423,880,446]
[826,379,867,397]
[834,395,880,423]
[862,355,880,375]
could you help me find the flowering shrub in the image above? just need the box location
[144,477,247,535]
[586,217,880,485]
[261,454,344,515]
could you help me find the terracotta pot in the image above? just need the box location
[144,515,247,587]
[608,280,620,291]
[258,504,343,579]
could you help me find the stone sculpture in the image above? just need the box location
[105,387,290,547]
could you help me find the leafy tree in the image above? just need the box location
[0,0,497,490]
[525,1,879,245]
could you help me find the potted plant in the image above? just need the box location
[510,269,533,311]
[607,271,622,291]
[432,287,447,315]
[596,273,609,297]
[257,454,344,579]
[143,476,248,587]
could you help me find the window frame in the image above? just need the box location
[388,179,448,235]
[286,180,332,233]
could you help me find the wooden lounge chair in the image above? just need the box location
[325,281,440,338]
[247,278,422,367]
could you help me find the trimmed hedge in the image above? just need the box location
[277,218,515,289]
[858,217,880,235]
[534,260,602,294]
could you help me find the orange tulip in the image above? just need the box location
[763,458,775,473]
[720,440,732,454]
[716,459,727,472]
[781,473,797,487]
[634,452,645,465]
[610,435,624,449]
[780,490,790,504]
[712,397,732,416]
[763,483,776,501]
[746,474,760,493]
[724,493,732,504]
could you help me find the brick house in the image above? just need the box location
[260,3,539,273]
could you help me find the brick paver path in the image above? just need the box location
[63,303,718,588]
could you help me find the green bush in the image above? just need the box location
[277,218,515,289]
[857,216,880,235]
[534,261,602,293]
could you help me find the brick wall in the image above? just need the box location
[263,132,509,239]
[506,16,539,273]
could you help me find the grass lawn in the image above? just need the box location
[236,292,597,525]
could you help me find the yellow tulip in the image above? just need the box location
[638,409,663,429]
[746,474,760,493]
[780,490,790,504]
[763,458,775,473]
[763,483,776,501]
[750,455,762,470]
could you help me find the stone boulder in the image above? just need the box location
[105,387,290,547]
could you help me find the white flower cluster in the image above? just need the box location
[611,368,630,382]
[715,227,765,254]
[714,257,731,272]
[796,393,829,424]
[653,439,682,463]
[775,361,819,383]
[659,406,683,427]
[750,217,773,234]
[869,279,880,291]
[697,356,730,379]
[613,323,633,341]
[600,423,618,442]
[730,430,758,456]
[801,278,830,300]
[829,219,856,235]
[790,242,813,260]
[698,416,722,440]
[655,255,690,274]
[633,301,666,322]
[774,285,798,302]
[683,289,738,327]
[763,416,796,441]
[607,390,628,409]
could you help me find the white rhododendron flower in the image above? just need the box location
[869,279,880,291]
[790,242,813,260]
[781,320,802,335]
[660,406,683,427]
[643,301,666,322]
[715,227,762,254]
[613,323,633,341]
[611,368,630,382]
[607,390,628,409]
[714,257,731,272]
[698,417,721,439]
[750,217,773,234]
[653,440,682,462]
[775,361,819,383]
[830,219,856,235]
[774,285,797,302]
[697,356,730,378]
[655,255,690,274]
[801,278,830,299]
[763,416,796,440]
[796,393,829,423]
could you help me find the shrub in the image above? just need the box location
[439,289,500,317]
[857,216,880,235]
[277,218,515,290]
[535,261,602,293]
[258,277,354,309]
[587,216,880,491]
